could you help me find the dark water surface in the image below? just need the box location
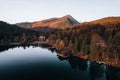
[0,45,119,80]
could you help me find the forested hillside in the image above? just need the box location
[47,18,120,65]
[0,16,120,66]
[0,21,38,44]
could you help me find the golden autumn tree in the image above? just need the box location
[59,40,65,50]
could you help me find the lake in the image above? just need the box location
[0,45,119,80]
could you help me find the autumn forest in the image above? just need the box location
[0,16,120,67]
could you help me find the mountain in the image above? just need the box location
[16,15,79,29]
[90,17,120,25]
[75,17,120,30]
[78,17,120,25]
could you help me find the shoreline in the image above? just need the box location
[0,43,120,68]
[54,46,120,68]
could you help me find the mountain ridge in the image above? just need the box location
[79,17,120,25]
[16,15,79,29]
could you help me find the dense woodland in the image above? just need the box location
[47,22,120,64]
[0,17,120,65]
[0,21,38,44]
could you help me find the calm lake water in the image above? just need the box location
[0,45,119,80]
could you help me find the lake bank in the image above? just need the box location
[51,44,120,68]
[0,42,120,68]
[0,45,119,80]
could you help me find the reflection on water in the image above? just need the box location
[0,44,31,52]
[68,57,88,71]
[90,62,105,80]
[0,45,119,80]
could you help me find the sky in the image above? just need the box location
[0,0,120,24]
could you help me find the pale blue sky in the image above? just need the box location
[0,0,120,24]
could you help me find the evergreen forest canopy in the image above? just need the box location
[0,21,38,44]
[47,17,120,65]
[0,16,120,67]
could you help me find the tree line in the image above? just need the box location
[47,23,120,63]
[0,21,38,44]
